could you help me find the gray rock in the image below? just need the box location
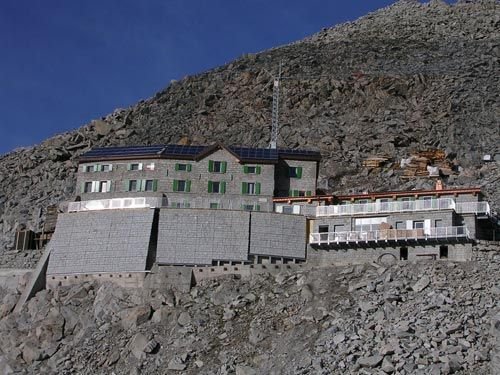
[357,355,383,368]
[412,276,431,292]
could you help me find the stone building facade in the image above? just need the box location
[274,186,495,264]
[75,144,321,212]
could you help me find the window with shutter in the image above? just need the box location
[255,182,261,195]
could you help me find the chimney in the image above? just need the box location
[435,179,444,191]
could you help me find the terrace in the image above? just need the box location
[309,226,470,245]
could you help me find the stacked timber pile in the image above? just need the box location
[362,156,389,169]
[400,149,455,179]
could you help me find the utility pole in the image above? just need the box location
[269,62,282,149]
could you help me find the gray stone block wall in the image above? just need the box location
[307,242,472,266]
[250,212,306,259]
[156,209,250,265]
[47,209,155,275]
[275,159,317,197]
[76,148,309,212]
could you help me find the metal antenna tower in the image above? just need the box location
[269,63,282,149]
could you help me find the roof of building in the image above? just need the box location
[273,187,483,203]
[79,143,321,163]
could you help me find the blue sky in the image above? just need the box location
[0,0,448,154]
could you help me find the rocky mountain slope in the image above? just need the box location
[0,249,499,374]
[0,0,499,249]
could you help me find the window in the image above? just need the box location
[413,221,425,229]
[83,182,93,193]
[422,196,434,209]
[243,165,261,174]
[145,163,155,171]
[208,181,226,194]
[128,163,142,171]
[128,180,138,192]
[401,197,412,210]
[98,181,110,192]
[378,198,390,211]
[100,164,112,172]
[171,201,190,208]
[125,179,157,192]
[395,221,405,229]
[85,165,94,173]
[175,163,191,172]
[288,166,303,178]
[354,217,387,232]
[282,206,293,214]
[173,180,191,192]
[319,225,329,242]
[242,182,260,195]
[210,203,219,209]
[144,180,154,192]
[319,225,329,233]
[208,160,226,173]
[289,190,312,197]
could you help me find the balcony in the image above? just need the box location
[68,197,162,212]
[315,198,455,217]
[455,202,490,216]
[309,226,470,245]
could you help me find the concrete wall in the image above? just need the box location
[307,242,473,266]
[47,209,155,275]
[156,209,250,265]
[250,212,306,259]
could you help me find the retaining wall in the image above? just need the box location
[307,242,472,266]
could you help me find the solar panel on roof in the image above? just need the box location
[229,146,278,161]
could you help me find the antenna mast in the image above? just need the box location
[269,63,282,149]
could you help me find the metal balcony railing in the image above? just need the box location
[68,197,162,212]
[455,202,490,215]
[315,198,455,217]
[309,226,470,245]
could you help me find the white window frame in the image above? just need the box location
[247,182,256,195]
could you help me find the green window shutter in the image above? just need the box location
[221,181,226,194]
[243,165,249,174]
[124,181,129,192]
[173,180,178,192]
[208,160,214,172]
[289,190,293,197]
[242,182,248,194]
[255,205,261,211]
[186,180,191,192]
[107,181,112,192]
[175,163,179,171]
[208,181,213,193]
[187,164,192,172]
[306,190,312,197]
[256,166,261,174]
[221,161,227,173]
[293,190,299,197]
[297,167,303,179]
[255,182,261,195]
[127,164,131,171]
[153,180,158,192]
[140,179,146,192]
[93,164,99,172]
[81,183,85,193]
